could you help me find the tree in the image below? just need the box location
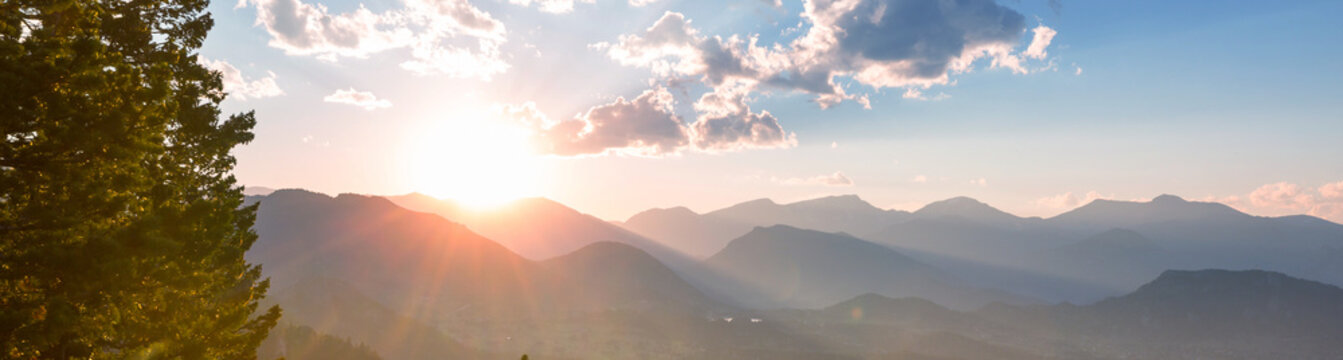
[0,0,279,357]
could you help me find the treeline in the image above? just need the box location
[257,325,382,360]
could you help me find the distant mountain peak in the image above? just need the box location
[265,188,334,201]
[1050,193,1250,227]
[1151,194,1186,203]
[740,198,779,206]
[917,196,991,212]
[787,194,879,210]
[912,196,1020,225]
[626,206,699,222]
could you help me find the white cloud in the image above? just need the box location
[598,2,1059,111]
[774,171,854,187]
[199,57,284,100]
[779,0,1051,94]
[901,87,950,101]
[1319,181,1343,200]
[1201,181,1343,223]
[1074,65,1083,76]
[969,177,987,187]
[238,0,508,79]
[1023,25,1058,60]
[628,0,658,6]
[1249,182,1313,210]
[506,82,796,156]
[507,88,689,156]
[508,0,593,13]
[1034,191,1111,210]
[690,81,797,152]
[911,175,928,183]
[323,87,392,110]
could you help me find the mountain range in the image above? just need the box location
[622,192,1343,303]
[241,188,1343,359]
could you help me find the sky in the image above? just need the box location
[203,0,1343,222]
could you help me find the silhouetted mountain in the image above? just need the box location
[911,196,1027,228]
[795,270,1343,359]
[542,241,714,313]
[708,195,910,236]
[1052,196,1343,285]
[620,194,908,259]
[864,194,1343,303]
[245,189,1343,359]
[621,206,754,258]
[1085,269,1343,340]
[249,190,538,317]
[1049,194,1250,230]
[249,189,717,316]
[387,193,679,262]
[960,269,1343,359]
[384,192,727,307]
[703,225,1032,310]
[243,185,277,196]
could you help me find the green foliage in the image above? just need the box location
[0,0,279,357]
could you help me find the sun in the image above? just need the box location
[400,110,544,209]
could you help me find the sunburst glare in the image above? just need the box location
[399,108,545,209]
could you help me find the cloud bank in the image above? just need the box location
[238,0,507,79]
[199,57,284,100]
[559,1,1060,156]
[774,171,855,187]
[505,85,795,156]
[323,88,392,110]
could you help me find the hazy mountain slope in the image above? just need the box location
[248,190,538,317]
[1031,228,1165,293]
[1086,269,1343,338]
[1049,194,1250,230]
[1052,196,1343,285]
[763,293,1074,360]
[265,278,474,360]
[909,196,1029,228]
[864,195,1343,302]
[387,193,684,262]
[790,270,1343,359]
[540,241,716,313]
[970,269,1343,359]
[703,225,1032,310]
[384,192,742,306]
[620,206,755,258]
[709,195,911,235]
[620,195,909,259]
[250,190,719,319]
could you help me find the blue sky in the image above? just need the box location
[203,0,1343,221]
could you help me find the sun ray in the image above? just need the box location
[400,108,545,209]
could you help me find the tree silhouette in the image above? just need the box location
[0,0,280,357]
